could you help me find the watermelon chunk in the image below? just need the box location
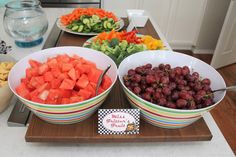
[70,96,84,103]
[38,64,49,75]
[26,68,38,78]
[60,78,75,90]
[101,75,112,90]
[61,63,74,72]
[88,68,102,83]
[16,83,30,98]
[57,54,70,63]
[44,72,54,82]
[68,68,78,81]
[47,89,62,101]
[59,89,72,98]
[51,79,62,89]
[61,98,70,104]
[98,87,105,95]
[76,74,89,89]
[78,89,92,100]
[31,96,45,103]
[38,90,49,100]
[51,67,61,78]
[48,58,58,69]
[58,72,69,80]
[29,76,45,88]
[85,84,96,97]
[29,59,41,68]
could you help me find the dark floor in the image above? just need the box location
[176,50,236,155]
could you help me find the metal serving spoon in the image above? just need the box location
[212,85,236,93]
[95,65,111,96]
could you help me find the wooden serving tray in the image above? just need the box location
[25,18,212,142]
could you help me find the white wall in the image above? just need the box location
[195,0,231,51]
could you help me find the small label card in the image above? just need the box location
[98,109,140,135]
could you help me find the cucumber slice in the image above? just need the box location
[83,18,90,25]
[71,25,79,31]
[103,21,108,29]
[106,22,112,29]
[77,25,84,32]
[92,15,100,21]
[83,26,91,33]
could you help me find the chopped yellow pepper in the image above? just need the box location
[141,35,164,50]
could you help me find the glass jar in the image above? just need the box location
[3,0,48,47]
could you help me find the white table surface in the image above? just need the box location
[0,8,234,157]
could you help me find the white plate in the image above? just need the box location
[82,34,144,47]
[82,34,168,50]
[56,18,125,36]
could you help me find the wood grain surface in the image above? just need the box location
[25,19,212,143]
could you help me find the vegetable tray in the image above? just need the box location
[25,18,212,143]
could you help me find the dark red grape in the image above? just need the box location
[145,63,152,69]
[197,90,206,96]
[179,91,193,100]
[203,85,211,91]
[140,84,147,91]
[184,86,191,91]
[164,64,171,70]
[177,85,185,90]
[176,99,187,108]
[124,81,131,87]
[146,75,156,84]
[202,78,211,85]
[186,74,195,82]
[142,93,151,101]
[188,90,195,96]
[203,99,213,107]
[174,67,182,75]
[133,74,142,83]
[133,87,141,94]
[160,76,169,84]
[146,69,154,75]
[130,82,139,88]
[135,67,144,74]
[156,88,162,93]
[169,71,176,79]
[162,87,171,96]
[146,87,155,94]
[158,98,167,106]
[194,83,202,91]
[128,69,136,76]
[159,64,165,70]
[154,92,161,100]
[194,94,203,103]
[192,72,199,79]
[166,101,177,109]
[182,66,190,76]
[171,91,179,100]
[169,82,177,90]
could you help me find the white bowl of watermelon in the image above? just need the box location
[8,46,117,124]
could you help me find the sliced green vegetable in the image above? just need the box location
[77,25,84,32]
[92,15,100,21]
[71,25,79,31]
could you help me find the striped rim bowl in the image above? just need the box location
[8,46,117,124]
[118,50,226,129]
